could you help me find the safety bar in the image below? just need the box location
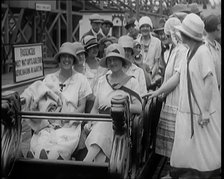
[19,111,112,122]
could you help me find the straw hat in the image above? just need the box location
[89,13,103,23]
[175,13,204,41]
[164,17,181,35]
[99,43,131,68]
[72,42,86,55]
[54,42,78,62]
[82,35,99,51]
[139,16,153,29]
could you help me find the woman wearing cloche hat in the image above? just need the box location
[72,42,86,74]
[137,16,162,84]
[81,35,108,112]
[143,13,221,178]
[83,43,142,163]
[24,42,92,160]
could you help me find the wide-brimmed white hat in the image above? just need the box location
[139,16,153,29]
[99,43,131,68]
[175,13,204,41]
[54,42,78,62]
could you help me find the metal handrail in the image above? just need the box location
[19,111,112,122]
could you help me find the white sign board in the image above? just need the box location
[13,43,44,83]
[36,3,51,11]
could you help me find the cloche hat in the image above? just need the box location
[164,17,181,35]
[139,16,153,29]
[72,42,86,55]
[82,35,99,51]
[175,13,204,41]
[54,42,78,62]
[118,35,134,49]
[100,43,131,68]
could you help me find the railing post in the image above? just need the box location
[67,0,72,42]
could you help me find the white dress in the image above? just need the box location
[85,75,140,159]
[155,43,187,157]
[27,70,92,160]
[170,45,221,172]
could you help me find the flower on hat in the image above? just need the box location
[175,13,204,41]
[139,16,153,29]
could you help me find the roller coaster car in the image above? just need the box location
[1,90,159,179]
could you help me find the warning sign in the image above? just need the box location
[13,43,44,83]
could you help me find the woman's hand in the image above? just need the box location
[198,111,210,128]
[84,122,93,135]
[142,90,159,100]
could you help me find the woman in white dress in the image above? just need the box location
[83,43,142,163]
[143,13,221,178]
[155,16,187,162]
[22,42,92,160]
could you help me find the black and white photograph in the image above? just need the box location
[1,0,221,178]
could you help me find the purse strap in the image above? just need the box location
[187,43,203,138]
[106,74,142,104]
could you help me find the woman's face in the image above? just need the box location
[107,57,123,72]
[215,23,221,41]
[140,24,151,36]
[76,52,86,65]
[60,54,74,70]
[133,44,141,56]
[124,47,133,60]
[87,46,99,58]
